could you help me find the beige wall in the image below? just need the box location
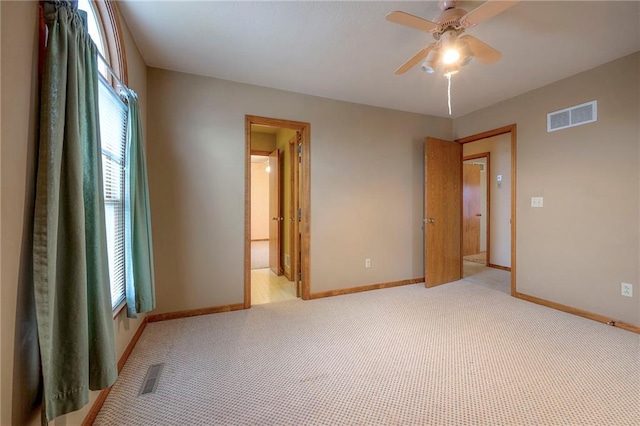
[463,134,512,267]
[0,2,149,424]
[250,161,270,240]
[1,2,40,423]
[146,67,452,313]
[249,131,276,242]
[454,53,639,325]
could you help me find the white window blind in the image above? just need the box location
[98,75,128,309]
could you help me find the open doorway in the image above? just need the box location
[424,126,516,295]
[245,116,311,307]
[249,149,294,304]
[458,126,516,295]
[462,154,489,270]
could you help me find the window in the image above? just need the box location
[78,0,109,78]
[78,0,129,85]
[98,77,128,309]
[78,0,129,310]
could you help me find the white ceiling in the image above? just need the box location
[118,1,640,118]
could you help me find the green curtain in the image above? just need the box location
[124,91,156,318]
[33,2,117,422]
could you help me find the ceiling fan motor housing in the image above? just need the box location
[439,0,458,11]
[433,7,467,38]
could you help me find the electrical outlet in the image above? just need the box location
[365,258,372,268]
[621,283,633,297]
[531,197,544,208]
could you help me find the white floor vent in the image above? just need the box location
[547,100,597,132]
[140,363,164,395]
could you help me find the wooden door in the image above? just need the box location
[289,132,301,296]
[462,163,481,256]
[425,137,462,287]
[268,149,282,275]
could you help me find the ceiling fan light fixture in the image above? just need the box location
[442,48,460,64]
[421,61,436,74]
[421,49,439,74]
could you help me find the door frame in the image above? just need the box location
[287,135,299,287]
[462,152,491,267]
[245,115,311,307]
[456,124,517,296]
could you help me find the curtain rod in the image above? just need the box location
[96,49,131,95]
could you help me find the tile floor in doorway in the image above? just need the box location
[251,268,297,304]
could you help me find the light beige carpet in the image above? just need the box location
[95,282,639,425]
[463,260,510,294]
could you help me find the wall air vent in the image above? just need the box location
[472,162,486,172]
[547,100,597,132]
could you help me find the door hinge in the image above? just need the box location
[298,271,302,281]
[297,208,302,219]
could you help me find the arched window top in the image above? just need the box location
[78,0,108,78]
[76,0,128,86]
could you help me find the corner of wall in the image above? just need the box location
[452,53,640,326]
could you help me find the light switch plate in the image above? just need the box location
[531,197,544,208]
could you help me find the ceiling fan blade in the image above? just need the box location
[395,44,436,75]
[460,35,501,64]
[460,0,519,28]
[386,11,438,33]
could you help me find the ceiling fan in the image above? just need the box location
[386,0,519,76]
